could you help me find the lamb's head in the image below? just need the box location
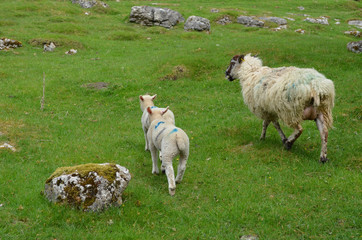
[139,94,157,112]
[147,106,169,122]
[225,55,244,81]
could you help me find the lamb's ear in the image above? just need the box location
[238,55,245,63]
[147,106,152,115]
[139,95,144,101]
[152,94,157,100]
[161,106,169,116]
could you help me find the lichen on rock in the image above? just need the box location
[44,163,131,212]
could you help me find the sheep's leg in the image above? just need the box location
[143,127,149,151]
[163,157,176,196]
[160,152,166,174]
[272,121,287,143]
[260,120,270,140]
[284,124,303,150]
[316,113,329,163]
[150,144,159,175]
[175,151,188,184]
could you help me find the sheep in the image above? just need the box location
[146,106,189,196]
[225,54,335,163]
[139,94,175,151]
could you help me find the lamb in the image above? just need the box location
[146,106,189,196]
[139,94,175,151]
[225,54,335,163]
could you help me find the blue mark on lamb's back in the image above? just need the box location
[155,121,165,129]
[168,128,178,135]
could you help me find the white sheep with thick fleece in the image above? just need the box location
[146,106,189,196]
[139,94,175,151]
[225,54,335,163]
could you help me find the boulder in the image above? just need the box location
[70,0,108,8]
[259,17,287,25]
[237,16,264,27]
[44,163,131,212]
[184,16,211,31]
[130,6,184,29]
[347,40,362,53]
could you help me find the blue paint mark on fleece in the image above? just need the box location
[155,121,165,129]
[168,128,178,135]
[151,106,158,109]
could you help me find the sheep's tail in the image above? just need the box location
[176,132,189,157]
[312,80,335,129]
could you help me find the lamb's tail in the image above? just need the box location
[312,79,335,129]
[176,132,189,157]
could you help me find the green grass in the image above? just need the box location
[0,0,361,239]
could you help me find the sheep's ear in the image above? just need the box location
[238,55,245,63]
[147,106,152,114]
[139,95,144,101]
[152,94,157,100]
[161,106,169,115]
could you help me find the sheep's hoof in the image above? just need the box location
[320,156,329,163]
[152,169,159,175]
[169,188,176,196]
[283,141,293,150]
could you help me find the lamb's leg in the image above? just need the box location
[260,120,270,140]
[149,144,159,175]
[175,151,188,184]
[160,152,166,174]
[316,113,329,163]
[272,121,287,143]
[163,157,176,196]
[284,124,303,150]
[143,127,149,151]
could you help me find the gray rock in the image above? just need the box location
[237,16,264,27]
[348,20,362,29]
[216,16,232,25]
[347,40,362,53]
[259,17,287,25]
[240,235,259,240]
[184,16,211,31]
[0,38,22,50]
[44,163,131,212]
[71,0,108,9]
[130,6,184,29]
[210,8,219,13]
[304,17,329,25]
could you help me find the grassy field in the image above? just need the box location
[0,0,361,239]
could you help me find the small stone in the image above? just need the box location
[295,29,305,34]
[71,0,108,9]
[344,31,361,37]
[304,16,329,25]
[240,235,259,240]
[43,42,56,52]
[216,16,232,25]
[347,40,362,53]
[298,6,305,10]
[0,38,22,51]
[65,49,77,55]
[0,143,16,152]
[348,20,362,29]
[210,8,219,13]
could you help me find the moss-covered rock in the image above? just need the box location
[44,163,131,212]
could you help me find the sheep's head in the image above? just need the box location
[139,94,157,112]
[225,55,244,81]
[147,106,169,122]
